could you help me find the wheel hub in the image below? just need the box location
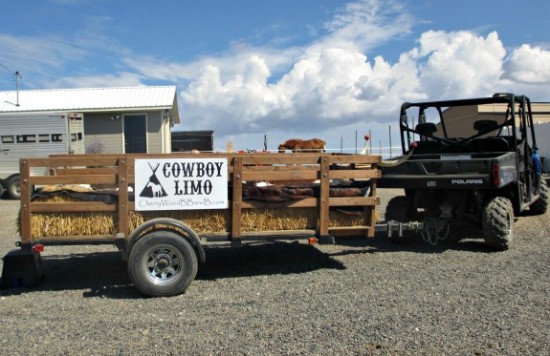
[154,254,171,271]
[146,248,181,282]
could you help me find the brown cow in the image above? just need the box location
[278,138,326,153]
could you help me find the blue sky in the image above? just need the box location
[1,0,549,153]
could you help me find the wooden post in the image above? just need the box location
[117,157,129,237]
[19,159,32,245]
[318,155,331,241]
[367,159,379,238]
[231,156,243,247]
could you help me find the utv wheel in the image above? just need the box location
[385,196,415,242]
[482,196,514,250]
[128,230,198,297]
[6,175,20,199]
[529,178,548,215]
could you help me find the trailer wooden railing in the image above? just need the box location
[19,153,381,247]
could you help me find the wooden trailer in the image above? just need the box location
[2,152,381,296]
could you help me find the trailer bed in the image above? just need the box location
[19,152,381,247]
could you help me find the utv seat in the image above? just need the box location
[415,122,438,137]
[473,120,498,135]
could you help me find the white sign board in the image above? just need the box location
[135,158,228,211]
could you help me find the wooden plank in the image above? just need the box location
[29,156,121,167]
[30,202,116,213]
[31,175,116,185]
[241,196,378,209]
[242,165,319,172]
[329,196,379,207]
[329,155,381,164]
[329,170,381,179]
[239,153,323,165]
[243,170,318,181]
[241,197,318,209]
[55,167,118,175]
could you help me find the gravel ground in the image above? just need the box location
[1,186,549,355]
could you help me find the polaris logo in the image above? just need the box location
[451,179,483,185]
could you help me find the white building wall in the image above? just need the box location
[534,123,550,172]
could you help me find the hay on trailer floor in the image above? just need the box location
[24,186,376,239]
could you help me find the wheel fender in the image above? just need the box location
[123,217,205,264]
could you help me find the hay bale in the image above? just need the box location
[25,186,377,239]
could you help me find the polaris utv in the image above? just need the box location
[380,93,548,250]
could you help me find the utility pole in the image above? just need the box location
[15,71,22,106]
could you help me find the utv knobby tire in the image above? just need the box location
[385,196,415,242]
[385,196,415,221]
[482,196,514,250]
[128,230,198,297]
[529,178,549,215]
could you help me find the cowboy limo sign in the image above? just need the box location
[135,158,228,211]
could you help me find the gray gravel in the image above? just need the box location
[1,187,549,355]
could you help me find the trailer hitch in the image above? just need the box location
[386,220,424,238]
[385,218,451,246]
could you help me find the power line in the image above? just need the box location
[0,61,14,75]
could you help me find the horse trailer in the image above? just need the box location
[0,112,85,199]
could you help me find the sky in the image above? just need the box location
[1,0,550,154]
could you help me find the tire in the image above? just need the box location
[385,196,414,221]
[128,230,198,297]
[0,182,5,198]
[385,195,415,242]
[529,178,549,215]
[482,196,514,250]
[6,175,20,199]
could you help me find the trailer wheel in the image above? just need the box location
[6,175,20,199]
[529,178,549,215]
[128,230,198,297]
[482,196,514,250]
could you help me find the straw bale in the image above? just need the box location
[25,186,377,239]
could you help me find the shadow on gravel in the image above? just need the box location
[1,242,347,299]
[332,228,497,255]
[197,241,346,280]
[0,251,141,299]
[1,232,500,299]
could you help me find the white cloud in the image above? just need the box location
[321,0,412,51]
[416,30,506,99]
[51,72,145,89]
[0,34,87,72]
[503,44,550,84]
[177,0,417,141]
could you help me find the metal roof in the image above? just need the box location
[0,86,178,113]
